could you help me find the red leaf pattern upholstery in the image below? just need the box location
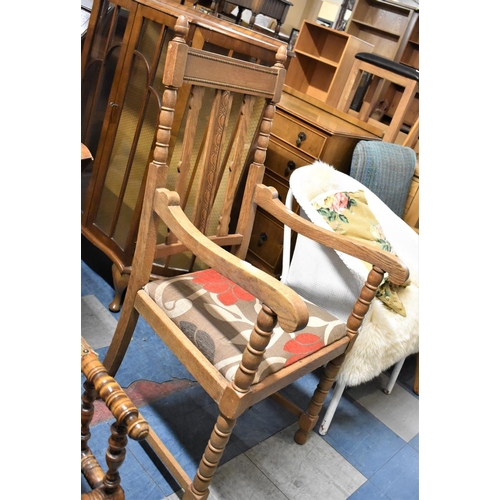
[144,270,346,384]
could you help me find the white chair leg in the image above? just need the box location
[384,357,406,394]
[319,381,347,436]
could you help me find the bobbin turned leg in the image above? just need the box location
[185,304,278,499]
[294,266,385,445]
[184,414,236,500]
[294,354,346,444]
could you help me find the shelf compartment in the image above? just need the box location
[294,24,349,63]
[285,53,335,103]
[351,0,411,36]
[399,42,419,69]
[293,49,339,68]
[348,19,401,40]
[400,17,419,69]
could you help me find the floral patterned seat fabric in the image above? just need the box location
[144,269,347,385]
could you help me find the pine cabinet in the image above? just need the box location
[345,0,418,61]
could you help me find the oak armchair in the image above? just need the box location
[101,15,408,500]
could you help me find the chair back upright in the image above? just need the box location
[145,15,287,277]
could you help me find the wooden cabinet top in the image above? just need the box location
[137,0,286,63]
[279,86,384,140]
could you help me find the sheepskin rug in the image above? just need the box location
[283,161,419,387]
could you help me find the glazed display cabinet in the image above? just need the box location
[81,0,285,310]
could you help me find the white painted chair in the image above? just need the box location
[281,160,419,435]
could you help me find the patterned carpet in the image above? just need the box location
[81,258,419,499]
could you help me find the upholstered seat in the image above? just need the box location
[144,269,346,385]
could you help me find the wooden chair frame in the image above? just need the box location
[100,15,408,500]
[338,57,419,144]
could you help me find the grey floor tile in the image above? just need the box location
[209,453,289,500]
[81,294,117,349]
[161,424,367,500]
[245,424,366,500]
[346,374,419,442]
[159,454,287,500]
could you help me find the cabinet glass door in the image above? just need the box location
[94,17,172,250]
[82,1,132,207]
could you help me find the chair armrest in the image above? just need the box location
[153,188,309,333]
[254,184,409,285]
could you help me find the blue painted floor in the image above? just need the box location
[81,259,418,499]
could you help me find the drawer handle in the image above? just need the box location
[257,232,268,247]
[296,131,307,147]
[284,160,296,177]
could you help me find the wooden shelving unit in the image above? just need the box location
[399,16,419,69]
[345,0,418,61]
[285,20,373,108]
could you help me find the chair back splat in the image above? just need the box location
[101,15,408,500]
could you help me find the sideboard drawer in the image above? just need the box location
[247,210,284,273]
[273,110,327,158]
[265,137,314,182]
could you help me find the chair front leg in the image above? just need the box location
[295,266,384,444]
[186,304,278,499]
[185,414,236,500]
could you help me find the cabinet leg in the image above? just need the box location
[109,263,129,312]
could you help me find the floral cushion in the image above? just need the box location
[143,269,346,385]
[311,189,408,316]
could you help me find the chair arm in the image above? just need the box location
[153,188,309,333]
[254,184,409,285]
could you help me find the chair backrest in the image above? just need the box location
[144,15,287,276]
[350,140,416,218]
